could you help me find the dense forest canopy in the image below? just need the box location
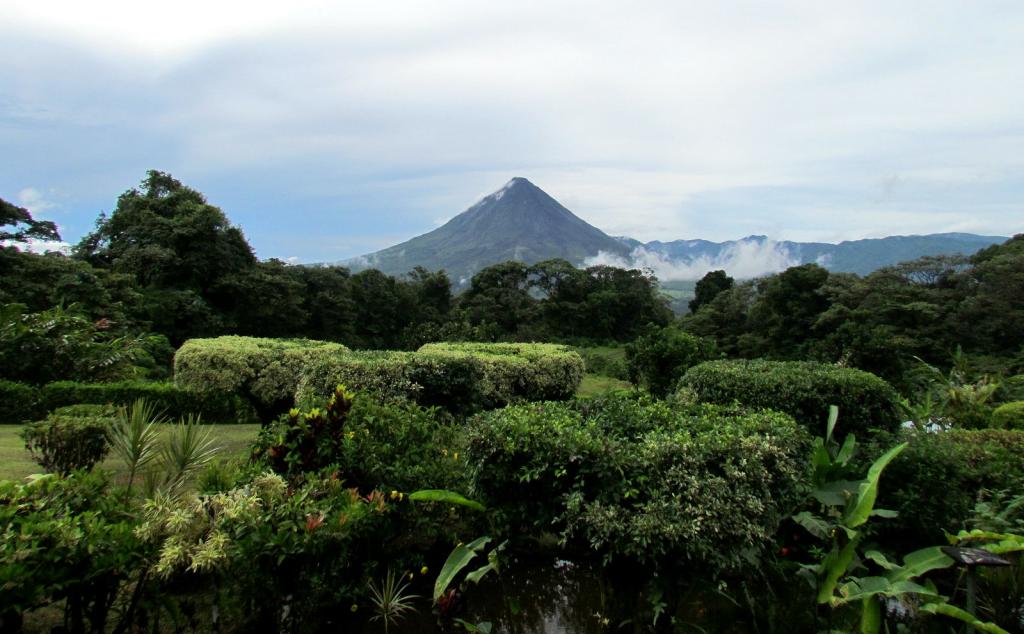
[2,170,1022,389]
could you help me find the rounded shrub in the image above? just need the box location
[465,394,809,573]
[872,429,1024,548]
[174,336,348,423]
[21,413,114,474]
[991,401,1024,430]
[678,359,902,437]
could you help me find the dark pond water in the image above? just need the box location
[359,555,609,633]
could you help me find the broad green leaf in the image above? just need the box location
[835,434,856,467]
[870,509,899,519]
[919,603,1011,634]
[434,541,485,602]
[813,480,862,506]
[864,550,898,571]
[793,511,831,539]
[826,405,839,443]
[409,489,486,512]
[885,546,954,583]
[818,539,858,604]
[464,536,493,552]
[844,443,907,528]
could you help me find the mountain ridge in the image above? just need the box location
[345,178,1009,282]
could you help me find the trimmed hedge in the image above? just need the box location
[465,395,809,572]
[678,359,902,437]
[992,401,1024,430]
[38,381,253,423]
[0,380,42,423]
[872,429,1024,547]
[174,336,349,423]
[295,350,483,415]
[296,342,584,415]
[417,342,585,405]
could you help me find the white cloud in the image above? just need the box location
[17,187,57,214]
[1,1,1023,258]
[584,240,799,281]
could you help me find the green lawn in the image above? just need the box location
[577,374,633,397]
[0,424,260,482]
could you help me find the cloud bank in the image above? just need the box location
[584,240,799,281]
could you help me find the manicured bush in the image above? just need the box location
[418,342,585,405]
[992,401,1024,430]
[465,395,809,573]
[51,403,118,418]
[0,380,41,423]
[678,359,902,437]
[872,429,1024,548]
[625,325,717,397]
[295,350,484,415]
[21,414,114,474]
[174,336,349,423]
[38,380,253,423]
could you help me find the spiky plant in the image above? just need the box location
[367,569,419,634]
[156,414,220,496]
[107,398,165,497]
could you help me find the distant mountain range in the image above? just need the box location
[345,178,1008,283]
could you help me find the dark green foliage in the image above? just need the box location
[0,197,59,243]
[873,429,1024,547]
[253,386,463,493]
[0,472,146,632]
[38,380,253,423]
[0,303,147,385]
[625,325,717,397]
[679,359,902,437]
[992,401,1024,430]
[0,380,41,423]
[689,269,733,313]
[465,395,809,573]
[252,385,355,478]
[21,414,113,474]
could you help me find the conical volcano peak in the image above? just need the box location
[353,177,631,283]
[483,176,537,203]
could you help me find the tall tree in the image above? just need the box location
[689,270,734,314]
[1,197,59,244]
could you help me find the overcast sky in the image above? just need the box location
[2,1,1022,262]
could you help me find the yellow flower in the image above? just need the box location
[453,452,459,461]
[390,490,399,500]
[408,572,414,581]
[350,604,358,613]
[420,566,429,575]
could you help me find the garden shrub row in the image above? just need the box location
[465,394,810,573]
[0,380,253,424]
[295,342,584,416]
[678,359,902,437]
[174,336,349,422]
